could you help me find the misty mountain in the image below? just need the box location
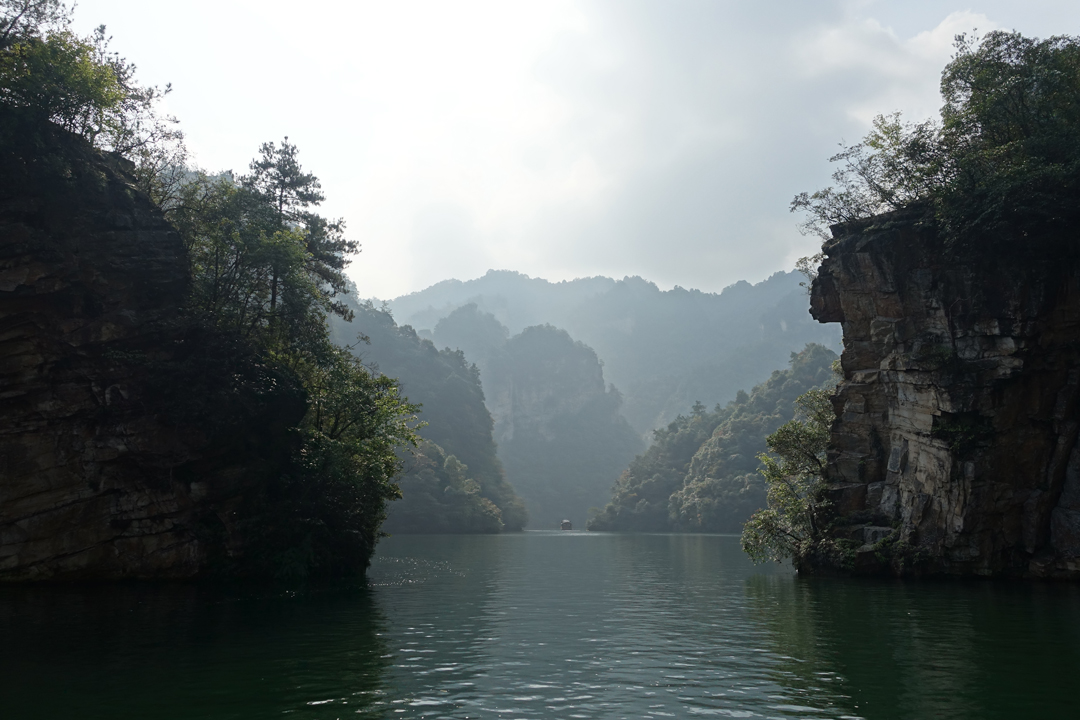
[329,299,527,532]
[386,270,841,433]
[588,343,838,533]
[433,308,642,529]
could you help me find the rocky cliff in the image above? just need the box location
[0,126,302,580]
[459,323,641,529]
[810,211,1080,578]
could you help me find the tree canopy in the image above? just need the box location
[169,143,421,577]
[0,1,185,205]
[792,31,1080,252]
[0,1,426,577]
[588,344,838,533]
[740,388,835,565]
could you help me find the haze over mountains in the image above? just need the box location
[387,270,842,434]
[331,269,841,528]
[429,313,643,528]
[325,269,842,528]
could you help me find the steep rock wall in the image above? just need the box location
[809,212,1080,577]
[0,127,301,580]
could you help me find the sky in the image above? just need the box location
[72,0,1080,299]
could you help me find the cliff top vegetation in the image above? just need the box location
[0,0,185,204]
[793,30,1080,255]
[1,0,422,578]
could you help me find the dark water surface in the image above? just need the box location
[2,533,1079,719]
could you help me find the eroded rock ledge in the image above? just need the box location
[0,127,301,580]
[809,211,1080,578]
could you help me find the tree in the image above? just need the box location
[936,32,1080,246]
[794,252,825,294]
[241,138,357,316]
[790,111,945,238]
[741,388,835,565]
[0,0,70,49]
[590,344,838,534]
[0,2,185,206]
[272,348,420,577]
[173,172,313,350]
[792,31,1080,251]
[1,1,420,578]
[171,139,358,356]
[244,138,324,224]
[170,143,421,577]
[332,298,529,533]
[382,441,506,535]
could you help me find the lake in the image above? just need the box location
[1,532,1078,719]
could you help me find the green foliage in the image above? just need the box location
[171,141,357,359]
[178,178,326,351]
[930,412,993,458]
[0,29,124,133]
[587,401,723,533]
[936,32,1080,246]
[0,1,70,46]
[1,3,418,577]
[382,441,505,534]
[794,252,824,293]
[242,139,357,317]
[238,348,419,579]
[793,31,1080,253]
[171,142,421,577]
[741,388,835,564]
[791,112,942,236]
[329,298,528,532]
[0,2,185,218]
[589,343,838,533]
[245,139,324,222]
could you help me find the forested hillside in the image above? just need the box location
[433,307,642,528]
[588,344,837,533]
[389,270,841,432]
[329,299,527,532]
[0,3,421,578]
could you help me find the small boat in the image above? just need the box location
[560,520,572,530]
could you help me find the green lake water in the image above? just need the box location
[2,532,1079,719]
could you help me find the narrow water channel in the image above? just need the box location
[1,533,1078,719]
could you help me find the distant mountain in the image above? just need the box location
[588,344,838,533]
[329,299,527,532]
[387,270,842,434]
[432,308,642,529]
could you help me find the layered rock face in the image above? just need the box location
[810,212,1080,577]
[0,128,299,580]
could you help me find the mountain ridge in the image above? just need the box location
[381,268,842,433]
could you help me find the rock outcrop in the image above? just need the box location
[810,211,1080,577]
[0,126,302,580]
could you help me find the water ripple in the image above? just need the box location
[2,533,1079,718]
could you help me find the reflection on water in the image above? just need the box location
[747,573,1080,720]
[0,582,390,719]
[1,533,1078,719]
[368,533,857,718]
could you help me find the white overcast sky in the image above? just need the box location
[73,1,1080,299]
